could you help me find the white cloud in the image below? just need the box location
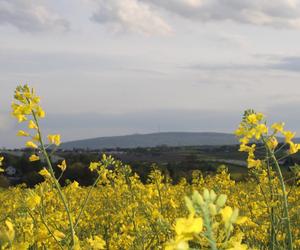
[142,0,300,29]
[90,0,172,35]
[0,0,69,32]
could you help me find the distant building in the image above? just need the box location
[4,165,22,184]
[5,166,17,176]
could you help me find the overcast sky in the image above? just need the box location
[2,0,300,148]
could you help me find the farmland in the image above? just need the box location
[1,85,300,250]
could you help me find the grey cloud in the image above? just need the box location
[252,55,300,72]
[269,56,300,72]
[185,63,262,71]
[143,0,300,29]
[185,55,300,73]
[0,49,167,75]
[91,0,172,35]
[90,0,300,35]
[0,0,69,32]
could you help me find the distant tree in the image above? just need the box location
[0,175,10,188]
[22,171,43,187]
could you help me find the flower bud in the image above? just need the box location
[231,208,239,223]
[209,203,217,216]
[216,194,227,208]
[209,190,217,202]
[203,189,210,201]
[184,197,195,214]
[192,191,204,206]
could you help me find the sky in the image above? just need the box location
[2,0,300,148]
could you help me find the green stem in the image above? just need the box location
[270,154,293,250]
[28,210,64,250]
[265,150,276,250]
[31,111,75,248]
[202,203,217,250]
[155,178,164,215]
[73,174,102,229]
[266,143,293,250]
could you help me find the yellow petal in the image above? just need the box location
[29,154,40,162]
[17,130,29,137]
[57,160,67,171]
[28,120,38,130]
[26,141,38,149]
[47,134,61,146]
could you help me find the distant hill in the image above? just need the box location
[60,132,240,150]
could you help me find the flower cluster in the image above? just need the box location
[235,111,267,169]
[235,110,297,249]
[0,219,15,248]
[235,110,300,169]
[11,85,61,162]
[166,189,247,250]
[0,164,300,249]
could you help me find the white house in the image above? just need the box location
[5,166,17,176]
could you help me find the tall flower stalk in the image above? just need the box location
[11,85,76,247]
[235,109,295,250]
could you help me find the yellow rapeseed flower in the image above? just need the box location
[47,134,61,146]
[26,141,38,149]
[221,206,239,229]
[271,122,285,133]
[16,114,27,123]
[0,219,15,244]
[239,144,255,154]
[36,106,45,118]
[165,238,189,250]
[255,124,268,139]
[39,168,51,179]
[175,215,203,236]
[221,206,233,224]
[87,236,106,249]
[53,230,65,242]
[32,133,40,142]
[235,125,246,136]
[266,136,278,151]
[239,137,249,145]
[57,160,67,172]
[89,162,101,172]
[28,120,38,130]
[17,130,30,137]
[26,192,41,210]
[247,157,262,169]
[288,141,300,155]
[29,154,40,162]
[283,131,296,144]
[246,113,263,125]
